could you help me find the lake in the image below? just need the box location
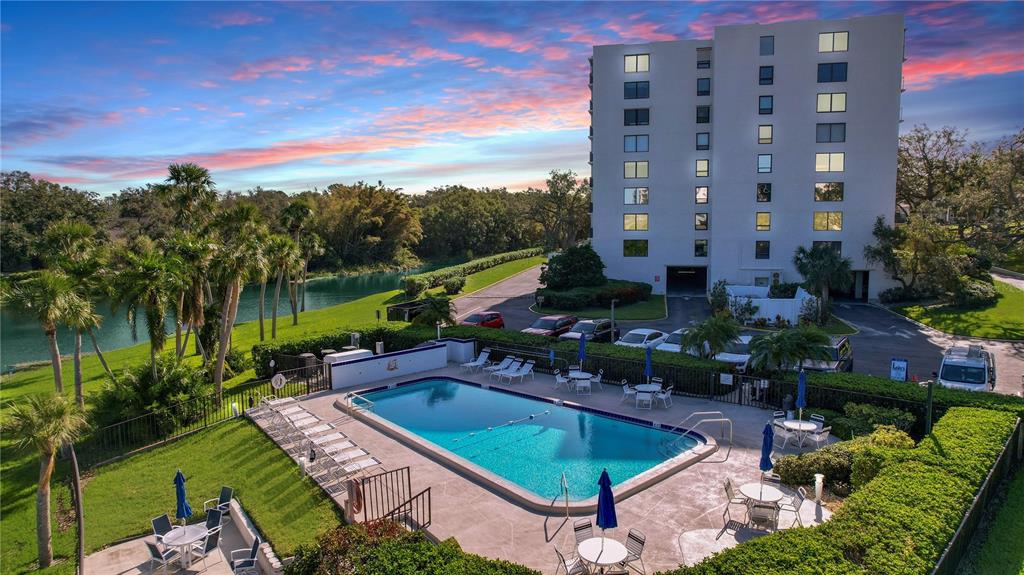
[0,268,420,370]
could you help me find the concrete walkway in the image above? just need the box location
[86,519,250,575]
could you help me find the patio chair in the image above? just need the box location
[748,501,780,531]
[146,540,180,574]
[575,378,591,395]
[490,359,523,381]
[203,508,223,534]
[573,518,594,545]
[763,472,782,485]
[460,349,491,372]
[619,528,647,575]
[772,410,786,421]
[650,376,664,389]
[554,547,590,575]
[620,381,637,404]
[203,486,233,521]
[635,392,653,410]
[655,386,674,408]
[810,413,826,429]
[809,426,831,449]
[568,364,581,372]
[483,356,515,373]
[229,536,261,575]
[724,478,748,507]
[151,514,175,542]
[717,500,747,541]
[189,529,221,571]
[778,487,807,528]
[590,369,604,391]
[773,421,796,449]
[554,370,571,391]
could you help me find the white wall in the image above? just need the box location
[330,345,447,389]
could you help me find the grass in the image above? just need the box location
[966,472,1024,575]
[534,295,666,321]
[896,280,1024,340]
[822,316,858,335]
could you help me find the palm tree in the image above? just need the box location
[793,244,854,324]
[749,325,832,375]
[61,297,102,408]
[7,271,85,393]
[298,233,324,312]
[411,295,457,327]
[4,394,88,568]
[111,248,183,381]
[163,232,215,358]
[159,163,217,231]
[680,315,742,359]
[266,234,300,339]
[282,199,315,315]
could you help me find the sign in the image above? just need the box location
[271,373,287,389]
[720,373,734,386]
[890,358,909,382]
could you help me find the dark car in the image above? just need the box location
[558,318,615,342]
[800,335,854,373]
[459,310,505,329]
[521,315,578,337]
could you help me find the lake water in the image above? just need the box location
[0,268,420,370]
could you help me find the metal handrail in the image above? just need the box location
[664,410,726,437]
[344,391,374,412]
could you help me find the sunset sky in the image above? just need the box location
[1,1,1022,195]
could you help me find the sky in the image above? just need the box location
[1,1,1022,196]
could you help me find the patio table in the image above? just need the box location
[635,384,661,393]
[161,524,208,567]
[568,371,592,380]
[739,482,784,504]
[783,420,818,447]
[577,537,627,573]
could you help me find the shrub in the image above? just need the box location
[879,285,924,304]
[92,355,214,430]
[798,296,819,326]
[442,275,466,295]
[538,244,606,290]
[769,282,801,299]
[775,425,914,489]
[708,279,729,314]
[728,296,759,324]
[403,276,429,297]
[402,248,543,294]
[951,276,998,308]
[832,401,916,438]
[226,347,253,375]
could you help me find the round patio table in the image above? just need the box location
[577,537,627,573]
[635,384,661,392]
[161,524,208,567]
[783,420,818,447]
[740,482,784,504]
[568,371,592,380]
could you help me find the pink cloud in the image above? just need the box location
[606,20,677,42]
[356,53,415,67]
[560,24,615,46]
[207,11,271,29]
[541,45,572,61]
[478,66,554,80]
[198,80,220,89]
[687,3,818,38]
[903,48,1024,90]
[451,30,532,53]
[242,96,273,106]
[230,56,314,81]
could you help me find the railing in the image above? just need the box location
[933,418,1023,575]
[379,487,432,532]
[662,411,733,460]
[360,467,412,524]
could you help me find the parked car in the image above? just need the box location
[714,335,754,373]
[459,310,505,329]
[655,329,691,353]
[615,328,668,349]
[799,335,854,373]
[521,315,578,337]
[937,345,995,392]
[559,319,615,342]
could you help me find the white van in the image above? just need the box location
[937,345,995,392]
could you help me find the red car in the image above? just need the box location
[521,315,578,337]
[459,310,505,329]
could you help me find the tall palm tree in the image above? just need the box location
[163,232,216,357]
[4,394,88,568]
[411,295,457,327]
[61,297,102,408]
[282,199,315,314]
[680,315,742,359]
[7,271,85,393]
[298,233,324,312]
[159,163,217,231]
[266,234,300,339]
[245,230,271,342]
[111,248,183,381]
[793,244,854,324]
[749,325,831,375]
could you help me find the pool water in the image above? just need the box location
[359,378,699,500]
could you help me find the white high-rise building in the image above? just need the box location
[589,14,904,300]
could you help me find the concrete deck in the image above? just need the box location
[86,519,249,575]
[270,366,832,574]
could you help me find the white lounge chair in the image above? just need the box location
[655,385,674,407]
[341,457,381,476]
[620,380,637,403]
[329,447,370,464]
[460,349,491,372]
[491,359,523,381]
[321,440,358,455]
[504,360,535,383]
[309,431,347,445]
[483,356,515,373]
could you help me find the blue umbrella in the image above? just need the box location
[174,470,193,524]
[549,348,556,368]
[759,424,774,499]
[796,370,808,420]
[644,345,653,383]
[596,469,617,551]
[577,335,587,365]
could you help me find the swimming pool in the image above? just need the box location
[352,377,704,501]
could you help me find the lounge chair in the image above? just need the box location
[655,385,674,407]
[341,457,381,476]
[503,360,535,383]
[203,486,233,522]
[490,359,523,381]
[229,537,261,575]
[635,392,653,410]
[189,529,221,571]
[146,540,180,574]
[310,432,348,446]
[554,547,590,575]
[620,380,637,404]
[573,518,594,545]
[320,440,358,455]
[460,349,491,372]
[809,426,831,449]
[329,447,370,464]
[778,486,807,527]
[483,356,515,373]
[553,370,571,391]
[619,528,647,575]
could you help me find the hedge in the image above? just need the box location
[402,248,543,295]
[663,408,1020,575]
[536,279,653,310]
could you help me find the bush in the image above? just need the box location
[708,279,729,314]
[879,285,924,304]
[769,282,801,299]
[832,401,916,438]
[402,248,543,295]
[775,425,914,489]
[226,347,253,375]
[536,279,651,310]
[92,355,214,429]
[728,296,759,324]
[442,275,466,295]
[403,276,429,297]
[538,244,606,290]
[952,276,998,308]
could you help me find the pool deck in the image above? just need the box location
[270,366,832,574]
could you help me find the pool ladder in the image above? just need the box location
[660,411,733,462]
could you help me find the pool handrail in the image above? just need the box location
[663,411,732,455]
[344,391,375,413]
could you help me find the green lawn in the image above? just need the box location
[534,295,666,321]
[823,316,858,335]
[897,280,1024,340]
[967,472,1024,575]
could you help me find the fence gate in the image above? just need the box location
[359,466,431,531]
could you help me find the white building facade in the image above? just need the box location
[589,14,904,300]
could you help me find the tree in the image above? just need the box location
[298,233,324,312]
[539,244,606,290]
[864,215,975,298]
[111,248,182,381]
[4,393,88,568]
[61,296,102,408]
[266,234,300,339]
[7,271,86,393]
[792,244,852,324]
[526,170,591,250]
[896,125,971,217]
[158,163,217,231]
[411,295,457,327]
[681,316,741,359]
[749,326,831,375]
[162,232,215,358]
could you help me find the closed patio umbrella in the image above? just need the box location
[759,423,774,499]
[174,469,193,525]
[796,370,807,421]
[644,346,653,384]
[596,469,617,553]
[578,335,587,366]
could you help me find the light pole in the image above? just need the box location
[610,299,619,340]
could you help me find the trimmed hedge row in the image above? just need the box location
[535,279,653,310]
[664,408,1020,575]
[402,248,543,295]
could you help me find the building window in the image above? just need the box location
[755,240,771,259]
[624,161,649,178]
[624,135,649,152]
[757,183,772,202]
[624,81,650,99]
[695,186,709,204]
[760,35,774,56]
[623,213,649,231]
[813,240,843,254]
[756,212,771,231]
[819,31,849,53]
[813,211,844,231]
[696,105,711,123]
[696,77,711,96]
[815,152,845,172]
[624,54,649,73]
[624,108,649,126]
[695,213,709,230]
[814,182,844,201]
[758,125,773,144]
[816,123,846,143]
[624,239,648,257]
[817,62,848,83]
[624,187,649,205]
[759,95,773,115]
[694,239,708,258]
[757,154,772,173]
[696,132,710,150]
[759,66,774,85]
[696,159,709,177]
[697,59,711,69]
[816,92,847,112]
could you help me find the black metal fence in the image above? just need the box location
[77,364,329,468]
[361,466,412,523]
[933,418,1023,575]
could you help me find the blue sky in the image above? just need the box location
[1,1,1022,195]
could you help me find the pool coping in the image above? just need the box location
[335,375,718,514]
